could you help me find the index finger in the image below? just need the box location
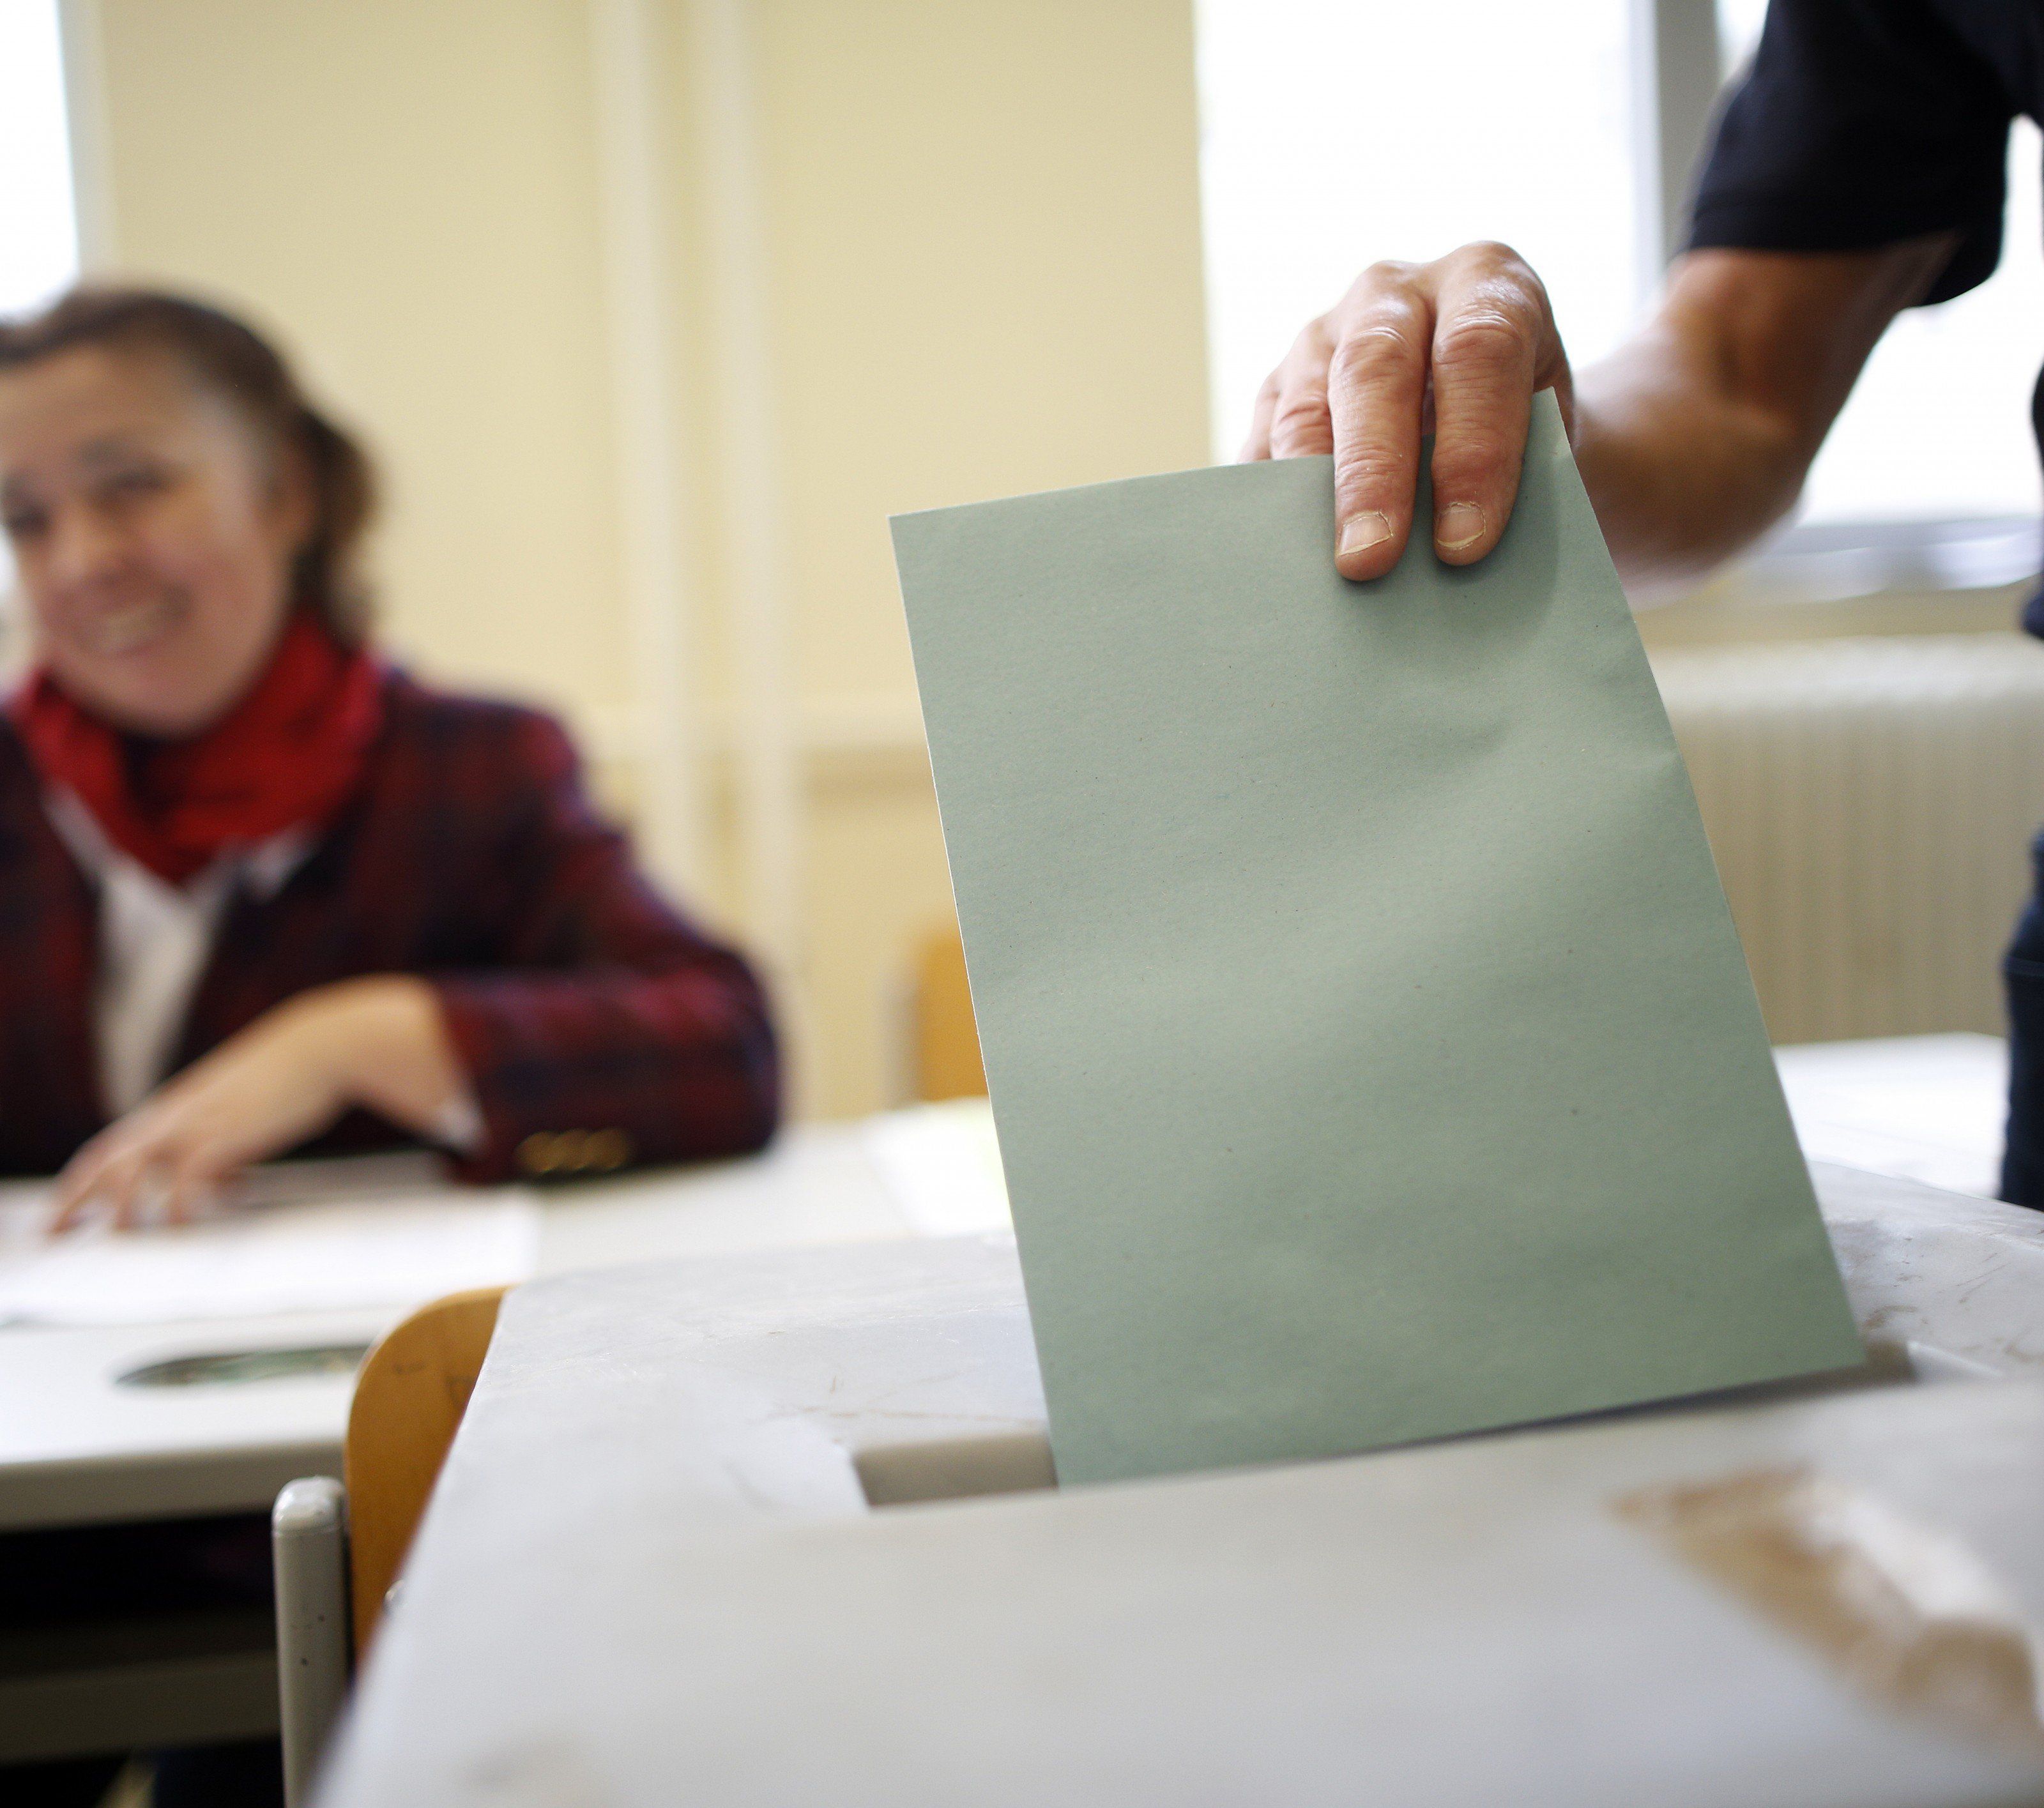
[49,1134,121,1234]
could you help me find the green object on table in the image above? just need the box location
[118,1342,370,1388]
[890,393,1861,1488]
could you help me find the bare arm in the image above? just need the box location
[50,977,471,1229]
[1578,239,1955,593]
[1244,235,1956,593]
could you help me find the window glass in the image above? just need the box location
[1196,0,1644,465]
[1717,0,2044,523]
[1199,0,2043,527]
[0,0,80,320]
[0,0,80,619]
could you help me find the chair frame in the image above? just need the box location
[271,1282,505,1805]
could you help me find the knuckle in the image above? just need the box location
[1446,237,1551,305]
[1454,238,1524,270]
[1449,240,1544,303]
[1435,309,1535,371]
[1268,384,1331,437]
[1350,285,1428,334]
[1331,319,1424,385]
[1335,261,1421,323]
[1285,315,1335,367]
[1359,257,1419,291]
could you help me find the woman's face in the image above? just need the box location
[0,346,310,738]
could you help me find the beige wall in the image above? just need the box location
[72,0,1211,1118]
[84,0,632,724]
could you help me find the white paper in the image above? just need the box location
[1774,1035,2007,1199]
[0,1158,540,1327]
[862,1100,1012,1236]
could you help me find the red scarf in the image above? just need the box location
[9,611,385,886]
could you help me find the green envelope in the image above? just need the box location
[890,394,1861,1487]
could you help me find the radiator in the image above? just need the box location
[1654,633,2044,1044]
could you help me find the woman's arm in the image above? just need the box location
[50,975,469,1228]
[51,710,777,1221]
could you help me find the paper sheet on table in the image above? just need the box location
[891,393,1861,1487]
[0,1160,539,1326]
[863,1100,1012,1236]
[1774,1035,2007,1199]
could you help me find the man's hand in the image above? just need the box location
[50,977,469,1231]
[1244,238,1958,594]
[1241,241,1573,581]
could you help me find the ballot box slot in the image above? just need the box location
[844,1333,2001,1510]
[854,1431,1057,1508]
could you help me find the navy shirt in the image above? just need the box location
[1688,0,2044,616]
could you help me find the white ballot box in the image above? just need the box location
[321,1160,2044,1808]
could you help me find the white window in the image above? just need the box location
[0,0,80,625]
[0,0,80,321]
[1197,0,1644,465]
[1198,0,2043,551]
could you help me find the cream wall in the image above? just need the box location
[81,0,632,729]
[71,0,1211,1118]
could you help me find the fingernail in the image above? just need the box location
[1338,512,1393,558]
[1436,503,1488,551]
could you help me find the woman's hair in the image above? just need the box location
[0,285,377,640]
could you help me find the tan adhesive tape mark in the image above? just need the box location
[1615,1466,2044,1759]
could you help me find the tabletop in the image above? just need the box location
[0,1031,1987,1539]
[0,1105,1001,1533]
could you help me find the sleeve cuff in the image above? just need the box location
[426,1090,487,1155]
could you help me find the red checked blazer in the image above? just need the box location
[0,672,779,1182]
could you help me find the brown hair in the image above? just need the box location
[0,284,377,640]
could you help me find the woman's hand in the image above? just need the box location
[1240,241,1573,582]
[50,976,471,1231]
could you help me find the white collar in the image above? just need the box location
[43,785,314,902]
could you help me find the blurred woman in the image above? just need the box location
[0,285,781,1805]
[0,286,778,1229]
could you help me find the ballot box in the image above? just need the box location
[321,1158,2044,1808]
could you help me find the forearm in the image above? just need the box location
[1572,240,1957,598]
[1575,328,1809,596]
[289,975,473,1143]
[50,975,476,1227]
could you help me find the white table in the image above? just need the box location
[321,1162,2044,1808]
[0,1116,972,1765]
[2,1035,2001,1542]
[1774,1033,2010,1199]
[0,1122,947,1537]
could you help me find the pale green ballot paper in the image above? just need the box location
[891,395,1861,1487]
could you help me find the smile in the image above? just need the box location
[79,596,183,657]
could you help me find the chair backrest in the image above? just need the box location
[344,1283,506,1655]
[913,927,988,1101]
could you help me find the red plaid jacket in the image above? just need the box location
[0,672,779,1182]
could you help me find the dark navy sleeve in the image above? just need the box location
[1688,0,2016,302]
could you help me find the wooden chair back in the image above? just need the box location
[343,1284,506,1655]
[913,927,988,1101]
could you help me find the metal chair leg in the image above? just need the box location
[272,1477,351,1808]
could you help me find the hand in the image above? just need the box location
[1240,241,1574,582]
[50,977,469,1231]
